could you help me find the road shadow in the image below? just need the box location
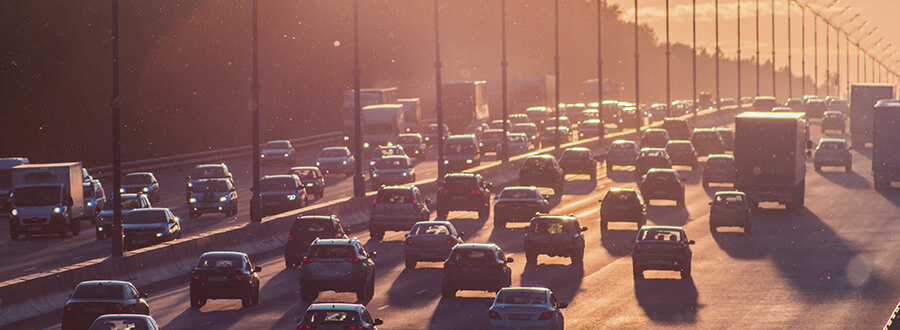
[362,239,404,271]
[519,262,584,303]
[703,185,736,198]
[710,225,766,260]
[563,177,598,195]
[386,267,443,307]
[600,228,636,257]
[633,276,699,324]
[606,167,637,183]
[816,169,871,189]
[646,205,690,227]
[676,168,701,184]
[427,296,493,330]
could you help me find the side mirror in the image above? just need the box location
[542,194,551,200]
[404,233,409,237]
[459,231,465,237]
[139,292,149,299]
[598,199,603,203]
[186,176,190,181]
[231,188,236,192]
[708,202,713,205]
[689,240,696,245]
[487,182,493,189]
[373,319,384,326]
[558,302,568,309]
[370,251,377,258]
[581,227,588,232]
[254,266,262,272]
[506,257,514,263]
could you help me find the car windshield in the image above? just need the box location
[819,142,845,150]
[375,189,413,203]
[496,291,547,305]
[397,136,420,144]
[376,158,408,169]
[449,248,496,264]
[512,125,536,134]
[561,150,589,159]
[640,150,666,158]
[531,220,570,234]
[508,135,527,144]
[197,255,243,269]
[411,223,451,235]
[715,194,745,204]
[446,143,474,155]
[13,186,60,206]
[498,189,537,200]
[192,166,226,179]
[88,317,150,330]
[264,141,291,150]
[104,197,142,210]
[320,149,349,158]
[611,142,635,150]
[72,284,124,299]
[374,148,402,157]
[261,177,295,191]
[523,157,553,168]
[308,245,355,258]
[292,219,334,234]
[123,210,167,224]
[193,180,229,192]
[639,229,683,242]
[123,174,152,185]
[304,311,360,325]
[291,169,319,179]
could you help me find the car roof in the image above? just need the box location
[497,287,551,295]
[640,225,684,231]
[639,148,666,153]
[265,139,291,144]
[398,133,422,138]
[262,174,296,180]
[526,154,555,159]
[612,140,637,145]
[692,128,716,132]
[714,191,746,197]
[414,220,453,226]
[666,140,692,145]
[200,251,249,258]
[608,187,637,193]
[76,280,132,288]
[125,172,154,177]
[445,172,476,178]
[707,154,734,159]
[128,207,170,213]
[502,186,538,192]
[819,138,847,144]
[297,215,337,221]
[195,164,226,169]
[311,238,360,246]
[646,168,677,174]
[531,214,576,221]
[564,147,590,152]
[322,146,349,151]
[454,243,498,250]
[379,155,410,160]
[290,166,321,171]
[307,302,367,312]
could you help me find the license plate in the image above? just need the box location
[27,226,42,232]
[453,196,466,200]
[207,276,228,282]
[266,201,279,206]
[508,314,531,320]
[83,306,106,313]
[132,239,148,244]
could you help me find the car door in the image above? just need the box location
[414,188,429,218]
[166,210,180,236]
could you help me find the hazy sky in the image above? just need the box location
[604,0,900,83]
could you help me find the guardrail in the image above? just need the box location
[87,132,343,180]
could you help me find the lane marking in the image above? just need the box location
[23,267,36,273]
[199,321,212,327]
[70,256,83,261]
[416,289,428,294]
[378,305,390,310]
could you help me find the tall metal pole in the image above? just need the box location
[434,0,446,179]
[666,0,671,116]
[801,5,805,96]
[857,42,860,83]
[836,27,840,97]
[737,0,742,104]
[634,0,641,128]
[352,0,366,197]
[692,0,697,113]
[554,0,561,149]
[787,0,792,98]
[715,0,720,111]
[771,0,776,99]
[597,0,605,147]
[826,25,830,96]
[249,0,262,222]
[845,35,850,96]
[756,0,760,96]
[814,16,818,95]
[110,0,123,257]
[500,0,509,162]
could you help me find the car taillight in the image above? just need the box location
[526,203,540,207]
[66,306,72,312]
[607,151,613,156]
[632,151,637,156]
[349,257,361,263]
[489,311,502,319]
[685,151,692,155]
[303,257,314,263]
[193,273,200,280]
[298,325,316,330]
[116,306,123,312]
[635,243,641,250]
[446,239,454,244]
[346,326,365,330]
[677,244,684,249]
[495,203,507,208]
[235,274,243,281]
[472,190,479,195]
[406,238,414,245]
[742,207,749,212]
[372,199,377,204]
[288,234,293,241]
[538,311,554,320]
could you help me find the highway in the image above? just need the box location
[13,119,900,329]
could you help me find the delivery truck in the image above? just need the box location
[9,162,86,239]
[850,84,894,148]
[873,100,900,190]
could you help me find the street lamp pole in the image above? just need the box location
[249,0,262,222]
[500,0,509,163]
[787,0,792,98]
[434,0,446,179]
[554,0,561,150]
[666,0,671,116]
[771,0,776,99]
[634,0,641,129]
[737,0,742,104]
[110,0,123,257]
[352,0,365,198]
[693,0,697,113]
[715,0,720,112]
[814,16,818,95]
[756,0,760,96]
[597,0,605,148]
[801,5,805,96]
[826,25,830,96]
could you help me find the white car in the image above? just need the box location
[261,140,296,165]
[488,287,566,330]
[316,147,355,176]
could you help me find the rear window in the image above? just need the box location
[304,311,360,325]
[819,141,846,150]
[498,189,537,200]
[531,220,570,234]
[448,248,497,264]
[666,143,691,151]
[88,317,151,330]
[496,291,547,305]
[376,189,413,203]
[320,149,349,158]
[442,176,476,189]
[645,172,675,181]
[308,245,355,259]
[192,166,226,179]
[640,150,666,158]
[72,284,124,299]
[706,157,733,167]
[411,223,451,235]
[603,191,637,204]
[508,135,527,144]
[197,255,243,269]
[714,194,745,204]
[512,125,536,134]
[638,229,683,242]
[561,150,589,159]
[611,142,636,149]
[291,218,335,234]
[693,131,718,139]
[523,157,553,168]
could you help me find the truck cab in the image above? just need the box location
[362,104,405,152]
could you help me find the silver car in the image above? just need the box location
[371,155,416,190]
[814,138,852,172]
[606,139,639,171]
[260,140,296,165]
[496,133,533,157]
[488,287,566,330]
[316,147,355,176]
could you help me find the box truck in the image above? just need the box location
[10,162,86,239]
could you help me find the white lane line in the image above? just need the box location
[71,256,83,261]
[199,321,212,327]
[149,286,190,301]
[23,267,36,272]
[378,305,390,310]
[416,289,428,294]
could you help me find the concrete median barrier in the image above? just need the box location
[124,245,179,287]
[170,240,203,273]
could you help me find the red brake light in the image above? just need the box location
[678,244,683,249]
[349,258,361,262]
[440,189,448,194]
[489,311,502,319]
[526,203,540,207]
[635,243,641,249]
[303,257,314,263]
[406,238,414,245]
[495,203,507,208]
[66,306,72,312]
[446,239,454,244]
[607,151,613,155]
[116,306,123,312]
[472,190,478,194]
[372,199,377,204]
[538,311,554,320]
[298,325,315,330]
[193,275,200,280]
[288,234,293,241]
[235,275,243,281]
[346,326,364,330]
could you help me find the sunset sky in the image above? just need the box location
[603,0,900,86]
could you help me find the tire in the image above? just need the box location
[356,281,369,301]
[744,223,752,233]
[190,292,206,308]
[369,230,384,241]
[600,220,608,231]
[405,257,417,269]
[494,218,506,229]
[10,229,19,241]
[815,165,821,171]
[242,294,251,308]
[681,262,692,278]
[590,170,597,181]
[70,219,81,236]
[525,250,537,263]
[366,277,375,299]
[441,285,456,298]
[845,164,852,172]
[285,259,294,268]
[438,209,449,219]
[251,287,260,305]
[606,163,613,172]
[709,222,717,233]
[677,194,685,206]
[571,249,584,264]
[300,286,318,301]
[633,266,644,279]
[702,180,709,188]
[478,205,489,219]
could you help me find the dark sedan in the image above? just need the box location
[62,280,150,330]
[493,186,551,228]
[190,251,262,308]
[122,208,182,250]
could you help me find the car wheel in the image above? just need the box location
[814,165,821,172]
[300,286,319,301]
[681,262,692,278]
[633,266,644,279]
[366,277,375,299]
[702,180,709,188]
[369,230,384,241]
[190,290,205,308]
[242,293,252,308]
[95,230,104,240]
[285,259,294,268]
[438,208,449,218]
[478,205,490,219]
[571,249,584,264]
[845,164,852,172]
[525,250,537,263]
[606,163,613,172]
[600,220,608,231]
[405,257,417,269]
[677,194,685,206]
[494,218,506,229]
[70,220,81,236]
[251,287,260,305]
[709,222,717,233]
[441,284,456,298]
[744,223,752,233]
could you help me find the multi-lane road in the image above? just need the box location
[10,119,900,329]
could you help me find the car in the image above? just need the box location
[396,133,427,160]
[260,140,296,165]
[122,208,182,250]
[288,166,326,199]
[541,126,571,147]
[718,98,737,107]
[368,185,430,240]
[740,96,754,105]
[259,174,309,216]
[510,113,530,125]
[829,99,850,113]
[526,106,552,130]
[511,123,540,148]
[786,98,805,112]
[715,127,734,151]
[441,243,513,297]
[805,99,827,119]
[480,129,507,154]
[639,128,670,149]
[821,111,846,133]
[423,123,451,145]
[493,186,551,228]
[121,172,160,204]
[691,128,726,156]
[82,180,106,219]
[519,155,566,194]
[558,147,598,180]
[188,251,262,308]
[95,193,151,240]
[632,225,694,279]
[709,191,752,232]
[368,145,407,174]
[371,155,416,189]
[524,214,587,264]
[488,287,567,330]
[639,168,685,205]
[599,187,646,231]
[496,133,534,157]
[188,178,238,218]
[88,314,160,330]
[490,119,513,130]
[702,154,735,187]
[436,173,492,218]
[299,237,376,301]
[186,163,233,202]
[443,134,481,172]
[647,103,668,121]
[296,303,384,330]
[661,117,693,140]
[316,146,355,176]
[464,121,491,141]
[665,140,698,170]
[772,106,793,112]
[577,118,606,140]
[404,221,464,268]
[634,148,673,180]
[283,216,347,270]
[753,96,777,112]
[606,139,639,172]
[61,280,150,330]
[814,138,852,172]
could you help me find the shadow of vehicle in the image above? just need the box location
[816,170,871,190]
[427,296,494,330]
[600,228,636,257]
[633,276,699,324]
[386,267,443,307]
[519,262,584,303]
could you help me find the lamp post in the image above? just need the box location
[634,0,641,129]
[500,0,509,163]
[771,0,776,99]
[666,0,671,116]
[787,0,792,98]
[801,4,805,96]
[715,0,720,112]
[756,0,760,96]
[351,0,366,198]
[693,0,697,112]
[554,0,561,149]
[597,0,605,147]
[434,0,446,179]
[110,0,123,257]
[249,0,262,222]
[737,0,742,104]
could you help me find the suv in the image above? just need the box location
[121,172,160,204]
[260,174,308,216]
[83,180,106,220]
[424,123,451,145]
[512,123,540,148]
[188,178,238,218]
[599,188,646,230]
[606,140,639,172]
[639,128,670,149]
[369,185,430,241]
[299,238,376,301]
[296,303,384,330]
[524,215,587,264]
[288,166,326,199]
[702,154,735,187]
[480,129,506,154]
[371,155,416,190]
[639,169,686,205]
[814,138,852,172]
[632,226,694,279]
[436,173,492,218]
[186,164,233,202]
[444,135,481,172]
[690,128,725,156]
[95,193,151,240]
[559,147,598,180]
[665,140,698,170]
[404,221,464,269]
[541,126,571,147]
[442,243,513,297]
[634,148,673,180]
[519,155,566,194]
[805,99,827,119]
[820,111,846,133]
[284,215,348,268]
[661,117,692,140]
[396,133,426,160]
[709,191,752,232]
[189,251,262,308]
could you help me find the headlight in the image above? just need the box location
[11,209,17,216]
[287,194,297,200]
[402,172,408,176]
[372,173,379,177]
[260,154,266,158]
[466,159,473,164]
[156,233,164,237]
[189,197,197,203]
[306,183,313,187]
[142,187,149,192]
[363,142,370,148]
[219,196,228,202]
[97,226,104,232]
[188,182,194,187]
[120,188,125,193]
[370,161,376,166]
[283,153,289,157]
[343,136,350,141]
[444,160,449,164]
[316,161,321,166]
[342,160,348,165]
[53,207,61,213]
[87,201,93,207]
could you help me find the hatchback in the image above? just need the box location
[820,111,846,133]
[691,128,725,156]
[632,226,694,279]
[299,238,376,301]
[524,215,587,264]
[62,281,150,330]
[814,138,852,172]
[488,287,567,330]
[284,215,348,268]
[599,188,646,231]
[709,191,752,232]
[634,148,673,180]
[122,208,182,250]
[190,251,262,308]
[442,243,513,297]
[404,221,463,268]
[494,186,551,228]
[606,140,639,172]
[519,155,566,194]
[665,140,698,170]
[702,154,735,187]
